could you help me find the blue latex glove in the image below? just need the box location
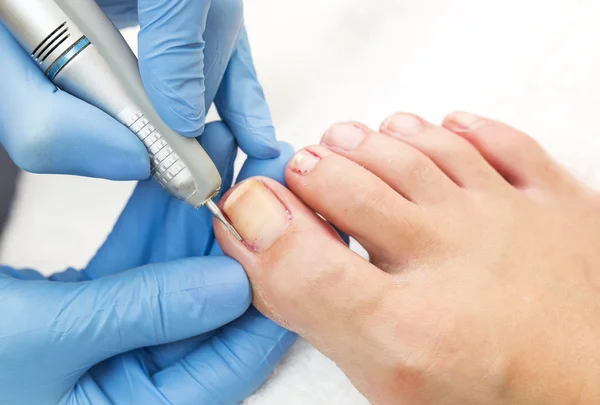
[0,0,278,179]
[0,122,297,405]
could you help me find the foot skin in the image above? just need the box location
[215,112,600,405]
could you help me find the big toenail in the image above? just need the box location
[223,179,291,252]
[289,150,320,175]
[444,111,483,132]
[321,122,367,151]
[381,113,423,137]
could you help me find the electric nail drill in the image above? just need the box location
[0,0,242,240]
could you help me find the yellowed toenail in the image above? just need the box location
[381,113,424,137]
[444,111,483,133]
[223,180,291,252]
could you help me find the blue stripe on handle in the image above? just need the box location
[47,37,90,80]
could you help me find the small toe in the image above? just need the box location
[285,146,433,268]
[320,122,458,204]
[380,113,506,189]
[443,112,571,190]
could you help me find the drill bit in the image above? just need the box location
[205,200,243,241]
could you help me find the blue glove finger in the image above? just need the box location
[85,121,237,279]
[0,266,45,280]
[95,0,137,28]
[1,257,251,389]
[216,28,281,159]
[237,141,295,185]
[137,0,243,138]
[82,310,296,405]
[202,1,245,113]
[0,266,93,283]
[201,122,238,202]
[81,351,164,405]
[142,334,214,373]
[153,307,296,405]
[49,267,89,282]
[0,24,149,180]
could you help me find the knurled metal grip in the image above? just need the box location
[1,0,223,208]
[121,109,187,187]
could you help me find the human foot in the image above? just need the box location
[215,112,600,405]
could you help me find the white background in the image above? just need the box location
[3,1,600,403]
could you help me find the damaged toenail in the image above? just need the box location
[223,179,291,252]
[289,150,320,175]
[381,113,423,137]
[321,122,368,151]
[444,111,483,133]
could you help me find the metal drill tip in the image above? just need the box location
[205,200,243,242]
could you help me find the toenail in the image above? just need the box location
[321,122,368,151]
[223,179,291,252]
[381,113,423,137]
[289,150,320,175]
[444,111,483,133]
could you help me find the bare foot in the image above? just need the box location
[215,112,600,405]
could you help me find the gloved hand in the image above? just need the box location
[0,122,297,405]
[0,0,277,179]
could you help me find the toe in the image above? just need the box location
[380,113,506,189]
[285,146,433,268]
[214,177,390,347]
[443,112,570,190]
[320,122,458,204]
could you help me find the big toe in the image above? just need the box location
[214,178,389,346]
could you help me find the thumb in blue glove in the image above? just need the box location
[0,257,250,405]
